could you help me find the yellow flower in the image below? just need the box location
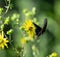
[51,52,57,57]
[49,52,57,57]
[0,31,9,49]
[21,38,26,45]
[22,19,36,38]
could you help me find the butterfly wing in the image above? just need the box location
[33,18,47,37]
[33,23,42,36]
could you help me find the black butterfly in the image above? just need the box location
[33,18,47,37]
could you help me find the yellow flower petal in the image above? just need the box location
[0,31,9,49]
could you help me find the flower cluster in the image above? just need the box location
[0,7,20,50]
[20,19,36,45]
[23,7,36,17]
[20,7,38,45]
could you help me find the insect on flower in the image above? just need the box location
[20,19,47,40]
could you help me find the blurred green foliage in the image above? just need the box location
[0,0,60,57]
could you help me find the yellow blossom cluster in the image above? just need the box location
[20,19,36,44]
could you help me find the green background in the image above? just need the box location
[0,0,60,57]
